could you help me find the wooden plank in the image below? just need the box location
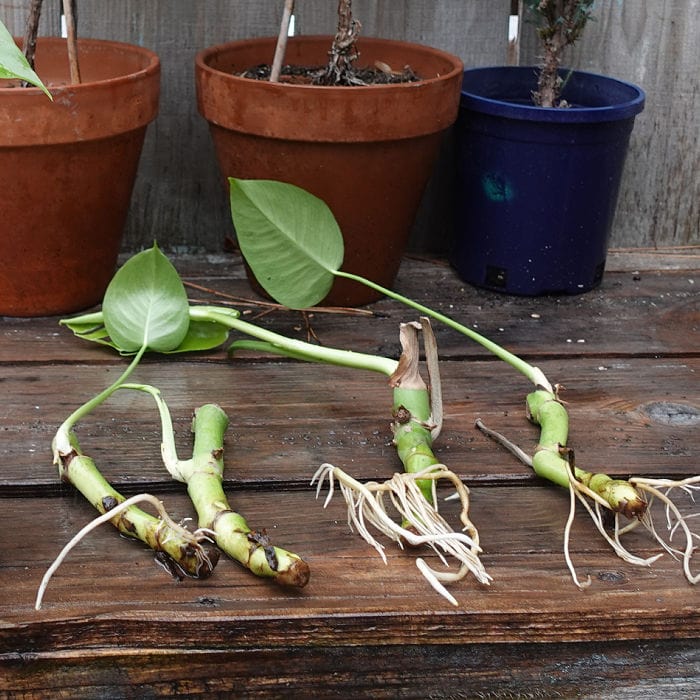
[1,489,698,639]
[518,0,700,249]
[1,257,697,363]
[607,247,700,272]
[0,256,698,695]
[1,356,698,489]
[1,257,697,493]
[1,639,698,699]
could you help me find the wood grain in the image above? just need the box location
[0,356,697,490]
[0,256,698,695]
[1,255,697,362]
[2,487,699,633]
[1,640,698,699]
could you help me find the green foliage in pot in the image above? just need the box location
[523,0,596,107]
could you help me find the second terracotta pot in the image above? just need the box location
[196,36,463,306]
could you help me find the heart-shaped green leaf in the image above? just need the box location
[229,178,344,309]
[102,244,190,353]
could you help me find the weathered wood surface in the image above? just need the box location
[1,254,698,697]
[2,1,696,253]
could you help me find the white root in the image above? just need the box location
[476,418,699,587]
[563,472,591,589]
[563,468,663,589]
[35,493,213,611]
[631,476,700,584]
[556,468,699,586]
[311,463,491,606]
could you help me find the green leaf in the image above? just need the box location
[102,244,190,353]
[62,309,233,355]
[0,20,52,99]
[229,178,344,309]
[168,319,231,354]
[61,311,108,336]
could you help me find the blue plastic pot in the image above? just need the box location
[452,66,645,295]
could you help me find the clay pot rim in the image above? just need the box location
[196,35,464,142]
[0,36,160,95]
[195,35,464,93]
[0,37,160,146]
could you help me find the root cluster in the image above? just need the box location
[312,463,491,606]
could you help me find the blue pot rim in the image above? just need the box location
[460,66,645,123]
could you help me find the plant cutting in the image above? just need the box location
[451,0,645,296]
[228,176,700,588]
[0,1,160,316]
[48,240,488,605]
[39,246,222,607]
[62,300,489,605]
[195,0,463,306]
[132,387,311,589]
[38,245,310,608]
[229,316,491,605]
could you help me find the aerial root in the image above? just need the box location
[562,468,663,589]
[35,493,215,610]
[476,417,699,587]
[630,476,700,584]
[562,470,699,588]
[311,463,491,606]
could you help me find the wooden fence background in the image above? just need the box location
[2,0,698,254]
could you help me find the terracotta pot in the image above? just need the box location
[195,36,463,306]
[0,38,160,317]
